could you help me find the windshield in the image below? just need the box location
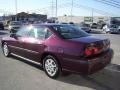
[52,25,90,39]
[110,25,118,28]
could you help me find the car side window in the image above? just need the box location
[45,29,53,39]
[35,27,46,39]
[29,28,36,38]
[16,27,29,37]
[37,27,53,39]
[28,27,52,40]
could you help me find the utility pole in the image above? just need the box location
[71,0,73,21]
[15,0,17,14]
[55,0,57,20]
[51,0,54,17]
[92,8,93,23]
[15,0,18,21]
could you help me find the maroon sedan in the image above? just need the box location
[1,24,113,78]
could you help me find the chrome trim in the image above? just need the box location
[8,45,39,54]
[11,53,41,65]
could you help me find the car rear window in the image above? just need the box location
[52,25,90,39]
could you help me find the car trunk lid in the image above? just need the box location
[69,35,110,57]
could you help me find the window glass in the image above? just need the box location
[29,28,36,38]
[45,29,53,39]
[36,27,53,39]
[16,26,53,39]
[35,27,46,39]
[16,27,29,37]
[52,25,89,39]
[28,26,49,40]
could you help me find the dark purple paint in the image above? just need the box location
[1,24,113,75]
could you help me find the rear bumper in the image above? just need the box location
[87,49,113,74]
[62,49,113,75]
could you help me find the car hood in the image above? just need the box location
[69,35,107,43]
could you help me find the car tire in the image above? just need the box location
[2,43,10,57]
[43,55,61,79]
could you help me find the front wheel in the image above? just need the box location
[43,55,61,79]
[2,43,10,57]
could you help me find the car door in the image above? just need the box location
[21,26,52,62]
[8,26,30,56]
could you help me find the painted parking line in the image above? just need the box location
[105,64,120,73]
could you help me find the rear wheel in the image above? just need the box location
[2,43,10,57]
[43,55,61,79]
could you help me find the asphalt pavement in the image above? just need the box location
[0,30,120,90]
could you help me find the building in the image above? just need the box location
[58,16,111,24]
[8,12,47,22]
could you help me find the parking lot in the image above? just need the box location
[0,30,120,90]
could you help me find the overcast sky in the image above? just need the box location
[0,0,120,17]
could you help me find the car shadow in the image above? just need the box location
[57,64,120,90]
[9,55,120,90]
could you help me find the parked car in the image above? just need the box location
[102,24,110,34]
[1,24,113,79]
[0,22,4,30]
[8,21,22,33]
[79,24,91,33]
[91,23,97,29]
[69,22,74,25]
[109,24,120,34]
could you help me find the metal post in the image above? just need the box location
[56,0,57,19]
[15,0,17,14]
[51,0,54,17]
[15,0,17,21]
[71,0,73,21]
[92,8,93,23]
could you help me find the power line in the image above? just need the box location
[74,3,118,16]
[72,0,119,16]
[110,0,120,4]
[105,0,120,6]
[29,1,118,17]
[94,0,120,9]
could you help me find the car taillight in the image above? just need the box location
[85,48,92,56]
[85,44,100,57]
